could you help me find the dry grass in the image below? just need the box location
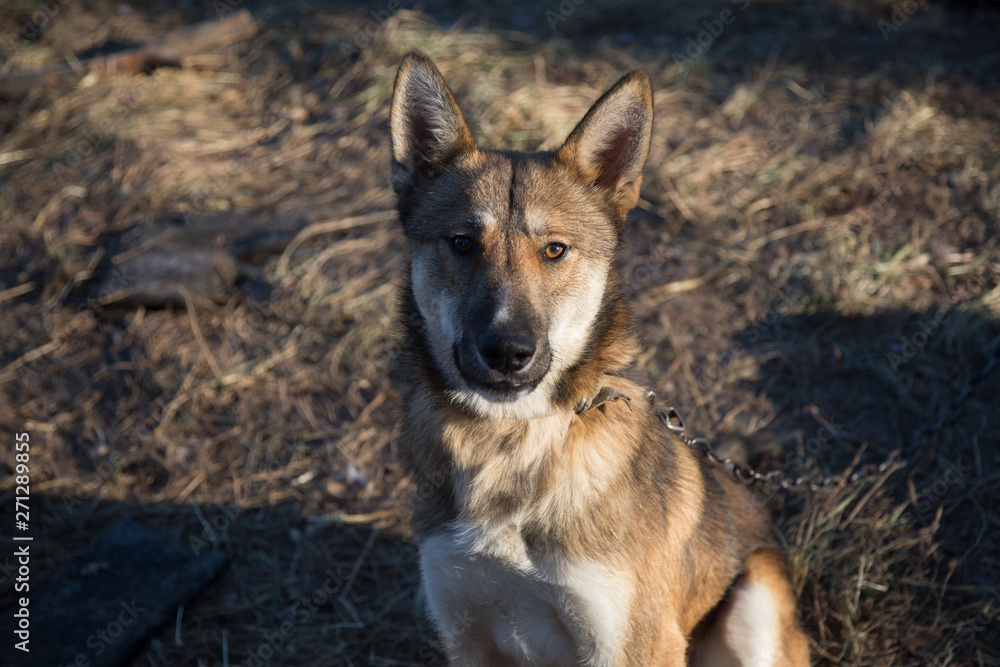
[1,1,998,665]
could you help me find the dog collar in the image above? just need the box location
[574,386,634,415]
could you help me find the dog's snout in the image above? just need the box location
[477,330,536,375]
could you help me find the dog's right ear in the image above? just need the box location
[390,51,475,196]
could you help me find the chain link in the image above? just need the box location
[650,395,904,492]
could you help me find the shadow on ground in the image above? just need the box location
[732,305,999,663]
[0,494,439,666]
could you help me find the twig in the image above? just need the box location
[183,289,224,384]
[839,459,906,529]
[277,210,396,276]
[337,530,379,604]
[0,282,35,304]
[0,340,60,385]
[174,605,184,646]
[645,266,726,300]
[748,217,836,251]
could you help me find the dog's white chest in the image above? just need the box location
[419,525,631,666]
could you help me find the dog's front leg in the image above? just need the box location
[441,618,520,667]
[654,620,690,667]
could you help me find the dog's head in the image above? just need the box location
[391,51,652,420]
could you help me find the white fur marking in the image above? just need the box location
[412,254,461,347]
[420,529,628,667]
[524,208,550,238]
[560,560,631,666]
[724,580,780,667]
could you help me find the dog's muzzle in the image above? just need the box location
[454,324,551,397]
[477,329,536,375]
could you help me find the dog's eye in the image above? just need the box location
[452,235,473,253]
[544,243,567,260]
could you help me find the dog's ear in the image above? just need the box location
[390,51,476,196]
[556,71,653,221]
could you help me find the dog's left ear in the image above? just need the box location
[557,71,653,221]
[390,51,476,197]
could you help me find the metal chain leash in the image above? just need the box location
[906,334,1000,455]
[637,329,1000,492]
[649,393,905,492]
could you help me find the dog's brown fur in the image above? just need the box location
[391,51,810,666]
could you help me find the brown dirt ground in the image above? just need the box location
[1,0,999,665]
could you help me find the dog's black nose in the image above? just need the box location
[477,331,536,374]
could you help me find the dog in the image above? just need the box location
[390,50,810,666]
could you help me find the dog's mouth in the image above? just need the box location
[452,342,551,401]
[467,380,535,402]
